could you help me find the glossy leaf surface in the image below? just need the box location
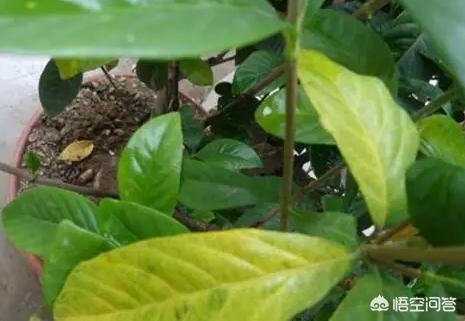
[179,159,280,210]
[255,87,334,144]
[43,220,112,306]
[97,199,188,246]
[417,115,465,168]
[39,59,82,116]
[180,58,213,86]
[330,272,416,321]
[233,50,284,95]
[195,139,263,170]
[401,0,465,87]
[0,1,286,59]
[55,58,114,79]
[2,187,97,256]
[293,211,358,249]
[302,9,397,93]
[118,112,183,215]
[298,50,419,227]
[180,105,204,152]
[407,157,465,246]
[55,229,353,321]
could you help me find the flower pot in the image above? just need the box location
[5,73,200,280]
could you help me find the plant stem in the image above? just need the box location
[280,0,302,231]
[354,0,391,19]
[212,65,285,118]
[292,162,346,203]
[207,53,236,67]
[363,244,465,265]
[373,258,465,290]
[0,161,117,198]
[100,66,118,90]
[253,162,345,227]
[167,61,180,111]
[372,258,423,279]
[0,161,216,231]
[412,89,456,120]
[174,210,219,232]
[179,91,210,117]
[373,219,412,244]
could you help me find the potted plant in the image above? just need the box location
[1,0,465,320]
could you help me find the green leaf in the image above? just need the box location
[401,0,465,88]
[43,220,112,306]
[436,267,465,299]
[179,159,280,211]
[298,49,419,227]
[180,58,213,86]
[54,229,353,321]
[302,9,397,93]
[407,157,465,246]
[417,115,465,168]
[382,11,420,60]
[398,78,451,115]
[189,210,216,223]
[195,139,263,170]
[0,1,286,59]
[135,60,168,89]
[97,199,188,246]
[234,203,279,228]
[39,59,82,117]
[233,50,285,95]
[397,34,440,81]
[293,211,358,249]
[55,58,115,79]
[25,151,41,174]
[304,0,325,22]
[2,187,97,256]
[330,272,416,321]
[423,282,458,321]
[322,196,344,212]
[180,105,204,152]
[118,112,183,215]
[255,87,334,145]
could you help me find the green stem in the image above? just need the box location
[373,219,412,244]
[412,89,456,120]
[280,0,302,231]
[363,244,465,265]
[373,259,465,290]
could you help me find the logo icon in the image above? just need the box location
[370,295,390,311]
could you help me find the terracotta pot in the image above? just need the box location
[7,109,44,279]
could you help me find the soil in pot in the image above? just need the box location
[20,76,164,194]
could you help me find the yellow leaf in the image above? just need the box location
[390,225,419,242]
[59,140,94,162]
[54,229,354,321]
[298,49,419,227]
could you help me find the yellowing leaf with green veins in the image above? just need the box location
[59,140,94,162]
[54,229,353,321]
[298,50,419,227]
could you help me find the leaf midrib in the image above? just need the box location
[311,70,389,223]
[58,252,353,320]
